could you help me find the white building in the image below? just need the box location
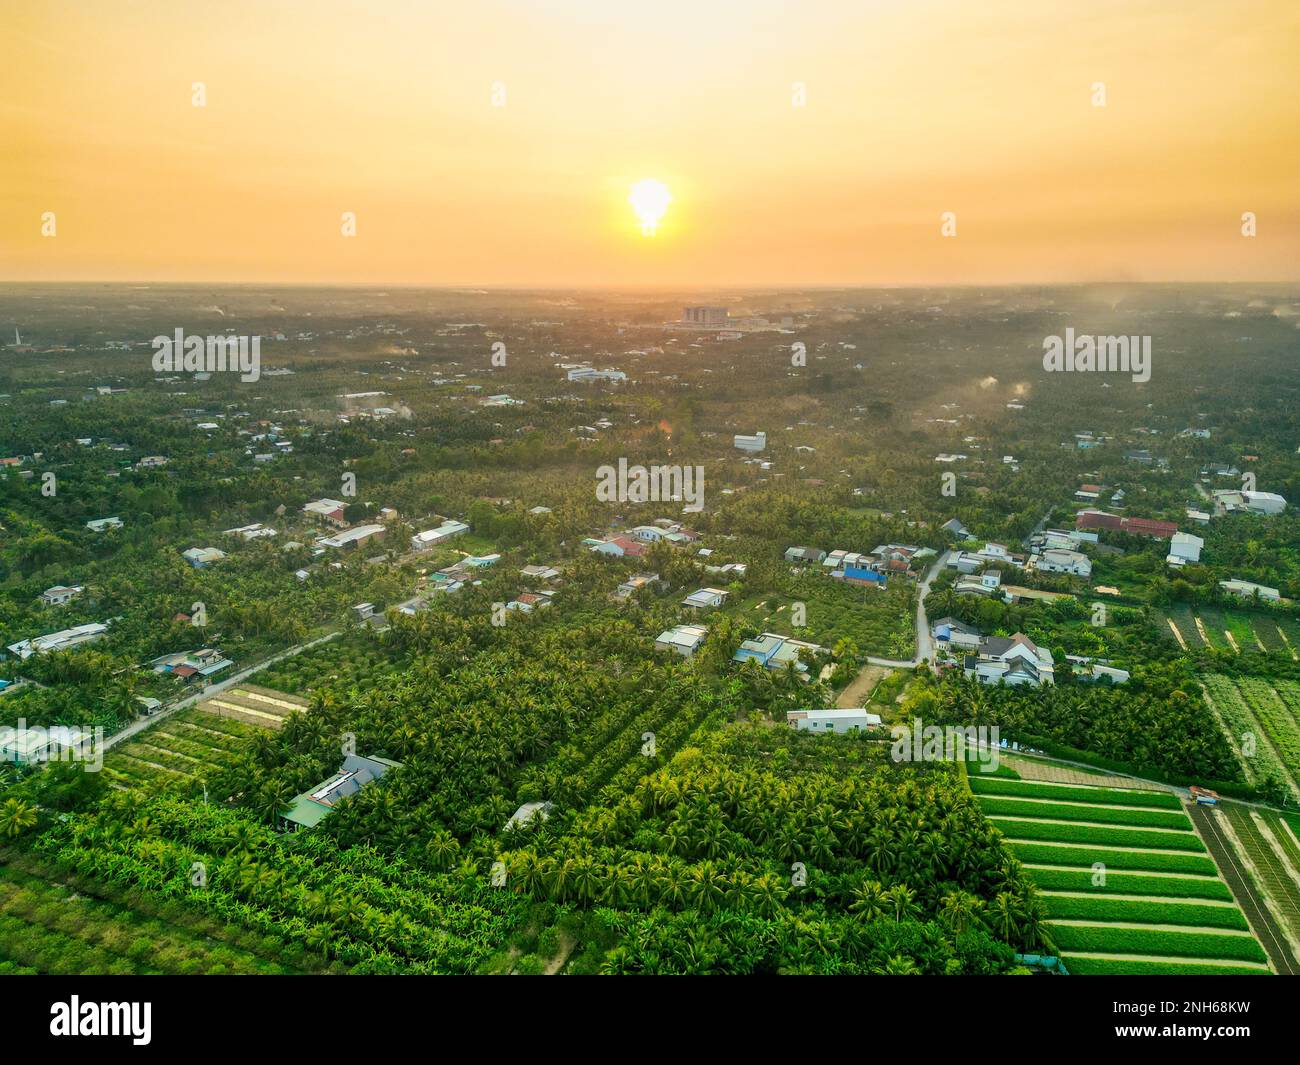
[654,623,709,656]
[682,306,729,328]
[41,585,84,607]
[409,520,469,551]
[963,633,1055,687]
[682,587,728,611]
[1219,579,1281,602]
[224,523,278,541]
[787,708,882,734]
[1035,549,1092,577]
[303,498,349,526]
[1243,491,1287,515]
[567,367,627,383]
[318,524,386,550]
[1166,532,1204,565]
[7,622,110,660]
[85,517,124,532]
[182,547,227,568]
[734,431,767,453]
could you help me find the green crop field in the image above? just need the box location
[976,778,1265,974]
[969,776,1182,809]
[1222,805,1300,946]
[979,797,1190,830]
[1202,674,1300,797]
[102,708,258,793]
[1028,868,1232,901]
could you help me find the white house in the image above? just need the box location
[85,517,124,533]
[1035,549,1092,577]
[41,585,84,607]
[654,623,708,656]
[302,498,349,527]
[1243,491,1287,515]
[963,633,1055,687]
[682,587,728,610]
[630,525,665,542]
[318,524,386,550]
[787,708,882,734]
[224,523,278,541]
[567,367,627,383]
[931,616,982,652]
[734,431,767,453]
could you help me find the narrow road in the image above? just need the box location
[102,629,341,752]
[860,550,952,669]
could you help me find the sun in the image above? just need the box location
[628,179,672,236]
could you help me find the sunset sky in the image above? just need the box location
[3,0,1298,286]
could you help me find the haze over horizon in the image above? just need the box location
[4,0,1299,287]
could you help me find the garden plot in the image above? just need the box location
[970,775,1268,973]
[102,707,258,792]
[1222,805,1300,951]
[197,683,310,730]
[1201,674,1300,799]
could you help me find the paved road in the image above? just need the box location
[861,550,952,669]
[102,629,341,752]
[1189,802,1299,975]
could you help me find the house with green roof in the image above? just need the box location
[279,753,403,832]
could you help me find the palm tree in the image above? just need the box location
[988,891,1025,943]
[0,798,38,839]
[849,878,888,921]
[872,953,921,975]
[938,889,985,934]
[886,883,920,922]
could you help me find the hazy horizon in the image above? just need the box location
[4,0,1299,288]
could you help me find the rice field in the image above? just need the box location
[971,775,1269,973]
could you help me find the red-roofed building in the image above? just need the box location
[591,535,647,558]
[1076,509,1176,539]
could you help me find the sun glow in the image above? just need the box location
[628,179,672,236]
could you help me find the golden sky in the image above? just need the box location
[2,0,1298,286]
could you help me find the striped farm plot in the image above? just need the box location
[1159,607,1199,650]
[1202,674,1300,800]
[197,683,310,730]
[1222,805,1300,953]
[970,776,1269,973]
[102,708,259,792]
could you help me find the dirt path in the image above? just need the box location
[836,664,890,708]
[997,753,1150,790]
[543,933,576,975]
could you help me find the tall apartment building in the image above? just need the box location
[682,306,729,328]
